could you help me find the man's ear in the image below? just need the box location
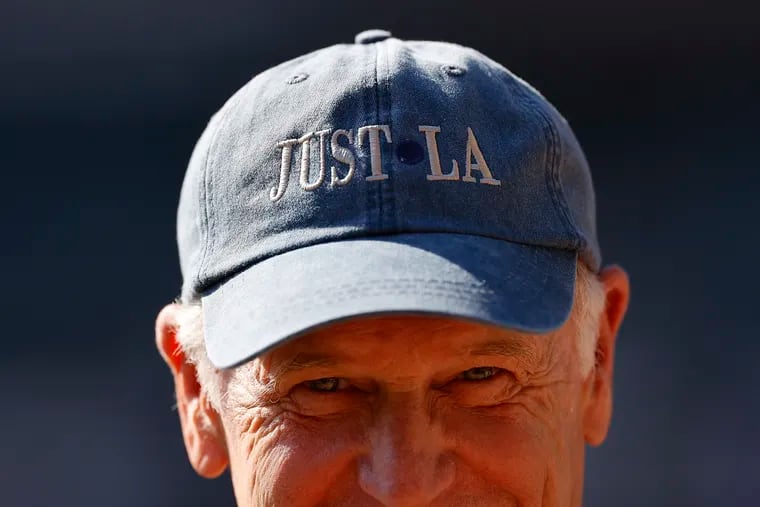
[583,266,630,447]
[155,304,229,478]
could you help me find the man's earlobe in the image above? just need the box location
[155,304,229,478]
[583,266,630,447]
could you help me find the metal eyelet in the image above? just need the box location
[441,64,466,77]
[286,73,309,84]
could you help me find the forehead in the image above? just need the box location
[259,315,567,373]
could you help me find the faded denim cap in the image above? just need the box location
[177,29,601,369]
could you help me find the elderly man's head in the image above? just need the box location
[156,262,628,506]
[157,31,630,505]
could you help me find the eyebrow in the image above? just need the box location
[271,352,346,378]
[270,336,541,379]
[466,337,539,362]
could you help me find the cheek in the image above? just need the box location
[453,410,549,497]
[449,386,584,502]
[225,409,365,507]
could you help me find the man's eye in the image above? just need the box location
[459,366,499,381]
[304,377,345,392]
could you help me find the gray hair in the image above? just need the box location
[174,262,605,411]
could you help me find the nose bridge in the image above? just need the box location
[358,392,455,505]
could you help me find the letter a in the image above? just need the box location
[462,127,501,186]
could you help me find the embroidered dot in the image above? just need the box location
[396,140,424,165]
[441,64,466,77]
[286,73,309,84]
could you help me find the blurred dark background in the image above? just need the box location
[2,1,758,506]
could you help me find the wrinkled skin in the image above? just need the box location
[156,266,628,507]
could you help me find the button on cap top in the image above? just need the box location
[354,29,392,44]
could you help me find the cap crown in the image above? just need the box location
[178,36,599,302]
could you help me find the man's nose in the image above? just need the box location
[357,395,455,506]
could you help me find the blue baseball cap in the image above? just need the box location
[177,30,600,369]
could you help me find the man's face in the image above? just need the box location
[213,314,600,506]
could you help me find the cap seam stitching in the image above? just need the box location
[543,108,578,242]
[372,40,384,230]
[382,39,398,231]
[194,128,213,292]
[544,114,583,249]
[196,97,242,290]
[509,81,580,248]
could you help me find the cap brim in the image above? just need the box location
[201,233,576,369]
